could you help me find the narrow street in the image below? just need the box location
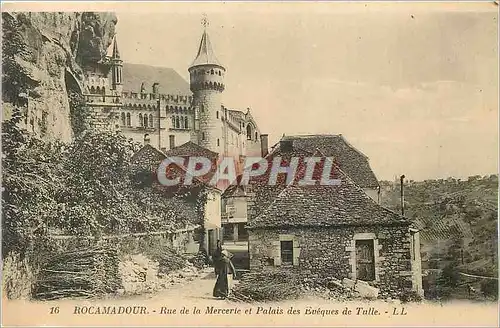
[121,267,241,307]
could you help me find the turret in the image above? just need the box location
[111,36,123,93]
[188,19,225,153]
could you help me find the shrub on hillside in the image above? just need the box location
[480,280,498,300]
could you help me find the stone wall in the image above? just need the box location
[192,86,224,154]
[248,225,413,299]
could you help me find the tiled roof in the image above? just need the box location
[130,144,167,172]
[130,144,207,189]
[236,145,321,219]
[280,135,380,188]
[164,141,217,159]
[247,164,408,229]
[164,141,221,186]
[122,63,191,95]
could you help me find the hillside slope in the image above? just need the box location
[380,175,498,276]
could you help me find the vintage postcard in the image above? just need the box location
[1,1,499,327]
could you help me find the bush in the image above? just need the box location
[480,280,498,300]
[437,263,460,288]
[400,290,423,303]
[231,271,303,302]
[146,246,187,274]
[188,250,209,269]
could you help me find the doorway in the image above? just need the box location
[355,239,375,281]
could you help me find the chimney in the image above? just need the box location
[144,134,151,145]
[400,174,405,216]
[260,134,269,157]
[280,139,293,152]
[152,82,159,94]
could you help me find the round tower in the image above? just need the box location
[189,25,225,153]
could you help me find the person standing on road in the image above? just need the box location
[213,240,223,275]
[213,249,236,299]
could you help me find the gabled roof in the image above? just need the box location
[223,143,319,216]
[190,30,224,69]
[165,141,219,161]
[122,63,191,95]
[164,141,221,187]
[280,134,380,188]
[130,144,209,189]
[130,144,167,171]
[247,163,408,229]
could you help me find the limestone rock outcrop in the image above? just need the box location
[2,11,117,141]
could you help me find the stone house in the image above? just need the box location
[246,160,423,299]
[222,134,382,242]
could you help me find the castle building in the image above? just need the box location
[82,23,265,255]
[83,25,264,164]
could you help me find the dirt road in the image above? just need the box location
[3,269,498,327]
[121,268,238,307]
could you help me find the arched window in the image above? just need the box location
[171,116,175,127]
[255,131,258,140]
[126,113,131,126]
[246,124,252,140]
[184,117,188,129]
[144,115,148,128]
[121,112,126,126]
[202,132,206,140]
[139,114,143,126]
[175,116,180,129]
[90,86,96,94]
[211,69,214,75]
[180,116,184,129]
[217,139,220,147]
[216,111,219,119]
[201,104,204,112]
[149,114,153,128]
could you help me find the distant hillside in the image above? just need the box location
[380,175,498,277]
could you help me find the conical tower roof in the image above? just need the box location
[190,30,223,69]
[112,35,120,59]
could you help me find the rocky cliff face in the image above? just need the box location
[2,12,117,142]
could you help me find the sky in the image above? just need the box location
[112,2,497,181]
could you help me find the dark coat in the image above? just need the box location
[213,256,236,298]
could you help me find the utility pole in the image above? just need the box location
[400,174,405,216]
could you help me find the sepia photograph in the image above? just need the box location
[1,1,499,327]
